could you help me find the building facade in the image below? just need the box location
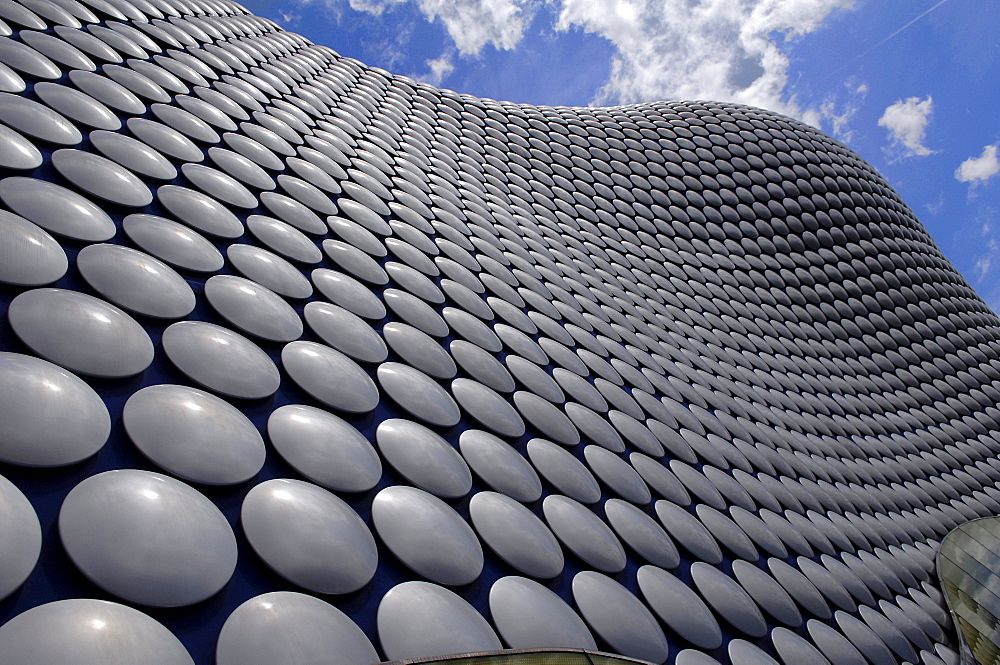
[0,0,993,663]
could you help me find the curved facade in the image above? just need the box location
[0,0,994,663]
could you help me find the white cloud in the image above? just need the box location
[817,79,867,142]
[877,96,934,156]
[420,53,456,85]
[956,144,1000,184]
[339,0,855,122]
[348,0,538,54]
[552,0,855,121]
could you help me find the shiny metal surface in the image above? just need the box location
[216,592,378,665]
[241,479,377,594]
[0,7,987,664]
[637,564,723,649]
[0,123,41,169]
[205,275,302,342]
[123,384,265,485]
[267,404,382,492]
[0,92,81,144]
[228,244,313,299]
[604,498,679,569]
[58,470,237,607]
[0,599,194,665]
[8,288,153,378]
[77,244,194,318]
[471,490,564,579]
[0,176,113,241]
[0,210,66,285]
[573,570,670,663]
[0,352,110,466]
[459,429,542,503]
[122,213,223,272]
[376,361,460,427]
[376,418,472,498]
[305,301,387,363]
[371,485,483,586]
[0,472,40,600]
[526,438,601,504]
[377,581,501,660]
[489,576,596,649]
[162,321,281,400]
[282,341,379,413]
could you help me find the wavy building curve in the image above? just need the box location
[0,1,994,664]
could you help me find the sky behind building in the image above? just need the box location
[242,0,1000,308]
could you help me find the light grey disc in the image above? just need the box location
[690,561,768,637]
[526,438,601,504]
[90,130,176,179]
[383,321,456,378]
[452,341,515,392]
[216,592,378,665]
[0,177,113,241]
[376,362,461,427]
[0,352,109,466]
[542,494,626,573]
[470,491,563,579]
[572,570,669,664]
[0,210,66,285]
[58,469,237,607]
[0,472,40,600]
[241,479,377,594]
[489,576,596,649]
[654,500,723,564]
[69,70,144,115]
[604,498,679,569]
[122,214,224,273]
[304,301,387,363]
[728,640,780,665]
[227,244,312,299]
[123,384,265,485]
[371,485,483,586]
[0,123,41,169]
[33,82,115,130]
[377,581,501,661]
[584,445,651,504]
[267,404,381,493]
[77,244,194,319]
[205,275,302,342]
[182,163,257,209]
[8,288,153,378]
[514,391,580,446]
[636,564,723,649]
[282,341,379,413]
[0,36,60,79]
[383,288,446,335]
[674,651,723,665]
[771,626,833,665]
[51,148,151,207]
[452,378,525,438]
[459,429,542,503]
[312,268,385,319]
[0,92,81,145]
[157,185,243,239]
[247,215,323,264]
[732,559,803,626]
[127,118,202,162]
[162,321,280,400]
[376,418,472,498]
[0,599,194,665]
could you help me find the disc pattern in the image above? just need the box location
[0,1,991,664]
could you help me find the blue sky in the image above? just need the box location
[241,0,1000,309]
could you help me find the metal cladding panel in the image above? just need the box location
[0,1,990,664]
